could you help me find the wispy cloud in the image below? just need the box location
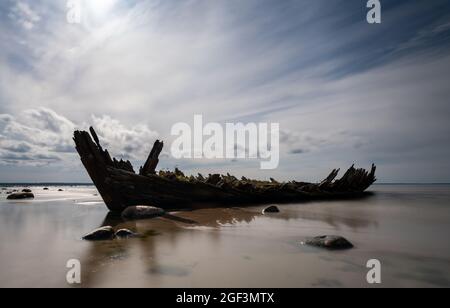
[0,0,450,182]
[8,1,41,30]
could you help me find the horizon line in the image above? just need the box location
[1,182,450,186]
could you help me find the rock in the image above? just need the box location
[22,189,32,193]
[7,192,35,200]
[82,226,115,241]
[121,205,165,220]
[115,229,138,238]
[303,235,354,250]
[58,189,64,192]
[43,188,49,190]
[262,205,280,214]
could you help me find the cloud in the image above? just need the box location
[0,107,76,155]
[8,1,41,30]
[0,152,61,166]
[0,108,159,167]
[0,141,32,153]
[280,130,365,156]
[91,114,159,159]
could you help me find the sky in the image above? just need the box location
[0,0,450,183]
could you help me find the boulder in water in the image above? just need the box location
[303,235,354,250]
[121,205,165,220]
[262,205,280,214]
[115,229,138,238]
[82,226,115,241]
[7,192,34,200]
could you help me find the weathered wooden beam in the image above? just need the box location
[139,140,164,175]
[319,168,340,189]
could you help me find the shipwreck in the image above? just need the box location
[74,127,377,213]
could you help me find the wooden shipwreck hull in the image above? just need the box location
[74,128,377,213]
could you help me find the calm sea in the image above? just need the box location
[1,184,449,287]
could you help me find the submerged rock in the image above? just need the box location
[82,226,115,241]
[121,205,165,220]
[303,235,354,250]
[7,192,35,200]
[22,189,32,193]
[262,205,280,214]
[115,229,138,238]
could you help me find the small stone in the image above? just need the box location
[263,205,280,214]
[82,226,115,241]
[7,192,35,200]
[43,188,49,190]
[58,189,64,192]
[115,229,138,238]
[121,205,165,220]
[22,189,32,193]
[303,235,354,250]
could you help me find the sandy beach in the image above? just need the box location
[1,184,449,288]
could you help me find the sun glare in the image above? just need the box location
[86,0,117,16]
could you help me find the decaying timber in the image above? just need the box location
[74,128,377,213]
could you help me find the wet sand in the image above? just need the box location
[1,184,450,288]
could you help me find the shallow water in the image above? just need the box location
[0,184,449,288]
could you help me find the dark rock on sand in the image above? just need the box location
[22,189,32,193]
[43,188,49,190]
[121,205,165,220]
[58,189,64,192]
[262,205,280,214]
[82,226,115,241]
[115,229,138,238]
[303,235,354,250]
[7,192,35,200]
